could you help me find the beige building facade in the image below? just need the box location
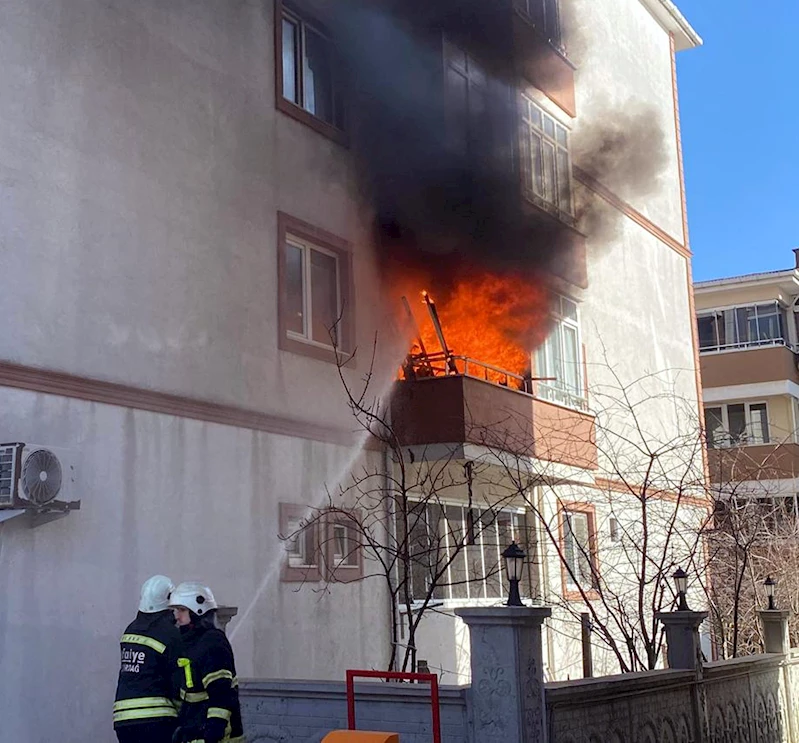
[0,0,703,740]
[696,253,799,506]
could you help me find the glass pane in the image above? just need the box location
[485,516,504,599]
[542,140,557,205]
[445,506,469,599]
[735,306,754,345]
[528,100,542,129]
[704,407,724,448]
[556,124,568,146]
[756,303,782,341]
[563,325,580,394]
[560,297,578,322]
[310,249,338,345]
[727,404,747,444]
[543,114,556,139]
[572,514,592,586]
[286,243,305,336]
[446,66,469,157]
[749,403,769,444]
[303,27,334,124]
[697,314,718,349]
[563,514,576,581]
[529,129,544,196]
[282,19,299,104]
[544,0,561,42]
[556,148,572,211]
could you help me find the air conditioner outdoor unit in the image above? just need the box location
[0,442,80,514]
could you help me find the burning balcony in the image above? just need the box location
[390,291,597,470]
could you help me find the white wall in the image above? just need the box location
[0,0,384,430]
[0,387,389,743]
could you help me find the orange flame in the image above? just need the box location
[393,269,552,377]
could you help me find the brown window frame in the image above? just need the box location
[277,211,354,364]
[279,502,322,583]
[558,501,600,601]
[322,509,364,583]
[274,0,347,146]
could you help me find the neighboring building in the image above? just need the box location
[696,251,799,508]
[0,0,702,740]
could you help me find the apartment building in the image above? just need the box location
[0,0,701,739]
[696,251,799,508]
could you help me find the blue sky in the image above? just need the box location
[675,0,799,281]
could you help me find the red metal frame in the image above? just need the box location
[345,669,441,743]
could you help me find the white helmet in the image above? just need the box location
[168,581,218,616]
[139,575,176,613]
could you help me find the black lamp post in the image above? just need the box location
[673,567,689,611]
[503,542,526,607]
[765,575,777,610]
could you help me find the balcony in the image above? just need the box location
[391,371,597,470]
[700,345,799,389]
[708,443,799,484]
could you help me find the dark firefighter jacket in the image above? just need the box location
[113,610,185,728]
[175,625,244,743]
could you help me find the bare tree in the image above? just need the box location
[700,441,799,658]
[279,336,529,673]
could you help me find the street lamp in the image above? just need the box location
[502,542,526,607]
[765,576,777,611]
[673,567,689,611]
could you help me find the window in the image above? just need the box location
[704,402,770,448]
[407,502,535,602]
[697,302,788,353]
[514,0,562,48]
[444,41,488,161]
[561,505,598,596]
[521,95,573,222]
[277,3,344,138]
[280,504,362,582]
[278,212,352,361]
[286,236,340,347]
[535,295,586,410]
[324,510,363,582]
[279,503,321,582]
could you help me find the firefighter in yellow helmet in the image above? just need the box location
[169,582,245,743]
[113,575,185,743]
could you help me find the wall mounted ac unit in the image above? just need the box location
[0,443,80,515]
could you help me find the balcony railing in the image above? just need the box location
[699,337,794,355]
[402,354,590,413]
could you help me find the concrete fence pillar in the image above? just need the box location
[656,610,708,670]
[759,610,790,655]
[455,606,551,743]
[217,605,239,635]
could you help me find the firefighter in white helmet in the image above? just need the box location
[113,575,186,743]
[169,582,245,743]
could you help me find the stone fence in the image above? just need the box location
[240,608,799,743]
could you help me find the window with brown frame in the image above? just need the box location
[560,503,599,599]
[277,212,353,362]
[279,503,322,583]
[323,510,363,583]
[275,1,345,142]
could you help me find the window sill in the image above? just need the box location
[280,333,352,365]
[281,565,322,583]
[276,97,348,147]
[523,190,576,228]
[564,588,600,602]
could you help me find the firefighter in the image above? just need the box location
[113,575,185,743]
[169,582,245,743]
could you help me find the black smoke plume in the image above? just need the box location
[316,0,668,291]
